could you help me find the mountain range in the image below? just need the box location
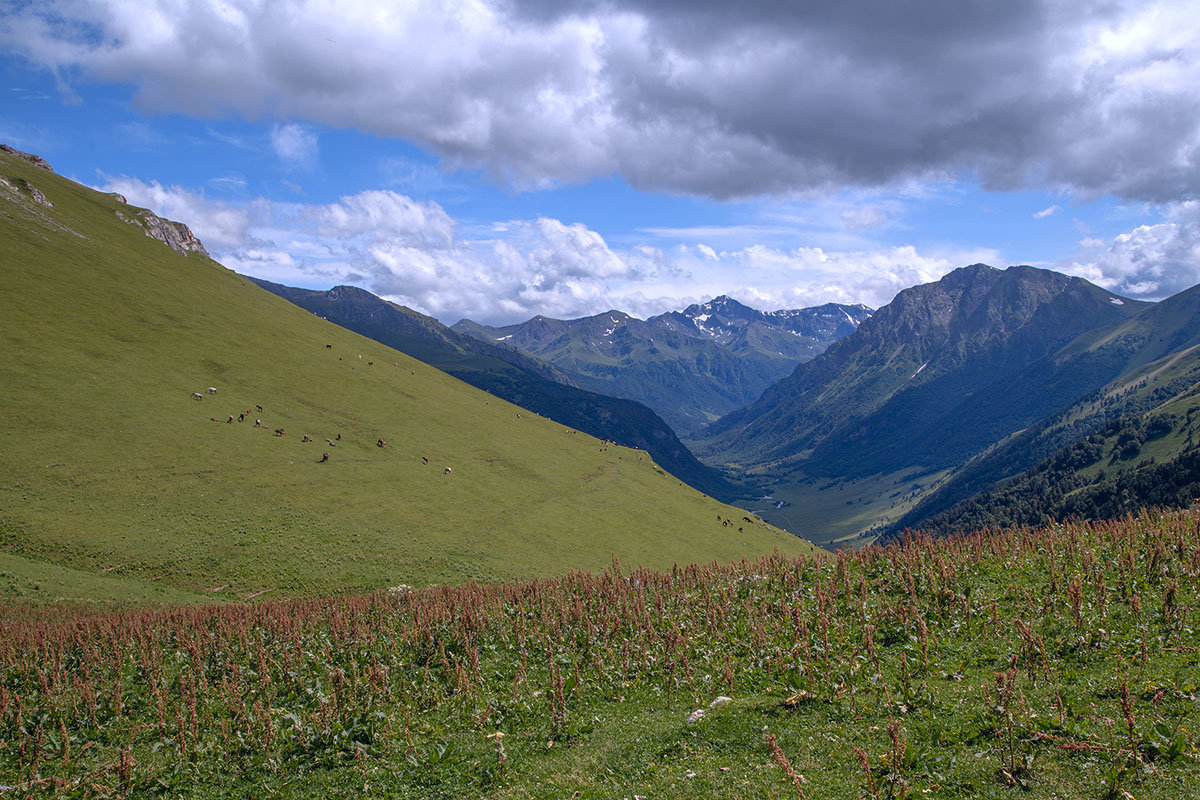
[881,279,1200,538]
[697,263,1200,544]
[258,262,1200,548]
[453,297,871,434]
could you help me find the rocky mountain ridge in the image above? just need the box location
[453,298,871,434]
[704,264,1148,476]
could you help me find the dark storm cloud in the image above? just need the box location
[5,0,1198,200]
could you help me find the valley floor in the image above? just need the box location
[737,467,947,548]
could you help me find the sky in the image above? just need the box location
[2,0,1199,325]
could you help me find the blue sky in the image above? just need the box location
[2,1,1197,324]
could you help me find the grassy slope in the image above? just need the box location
[0,151,812,604]
[247,280,739,500]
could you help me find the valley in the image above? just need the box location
[5,3,1199,797]
[3,144,1200,800]
[741,468,944,549]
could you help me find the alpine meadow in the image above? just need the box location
[4,0,1200,798]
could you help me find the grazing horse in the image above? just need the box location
[377,438,387,447]
[191,392,203,400]
[421,456,429,464]
[206,387,217,393]
[274,428,285,436]
[320,451,330,462]
[256,405,263,412]
[444,466,452,474]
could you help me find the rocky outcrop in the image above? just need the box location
[118,207,209,257]
[18,178,51,207]
[0,175,52,207]
[0,144,54,172]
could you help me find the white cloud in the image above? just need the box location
[1059,201,1200,299]
[1033,204,1061,219]
[270,123,318,167]
[840,204,891,231]
[305,190,457,245]
[101,174,994,322]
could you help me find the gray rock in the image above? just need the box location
[17,178,51,207]
[0,144,54,172]
[118,207,210,257]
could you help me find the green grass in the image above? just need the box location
[0,552,207,606]
[0,150,814,605]
[742,467,947,548]
[1,509,1197,797]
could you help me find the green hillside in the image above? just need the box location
[249,280,739,500]
[891,341,1200,537]
[0,148,812,605]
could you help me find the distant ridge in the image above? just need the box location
[690,264,1159,545]
[882,279,1200,537]
[453,298,870,434]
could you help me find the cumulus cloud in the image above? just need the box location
[1059,201,1200,299]
[6,0,1199,200]
[304,190,457,245]
[104,175,988,322]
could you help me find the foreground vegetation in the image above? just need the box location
[2,510,1197,798]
